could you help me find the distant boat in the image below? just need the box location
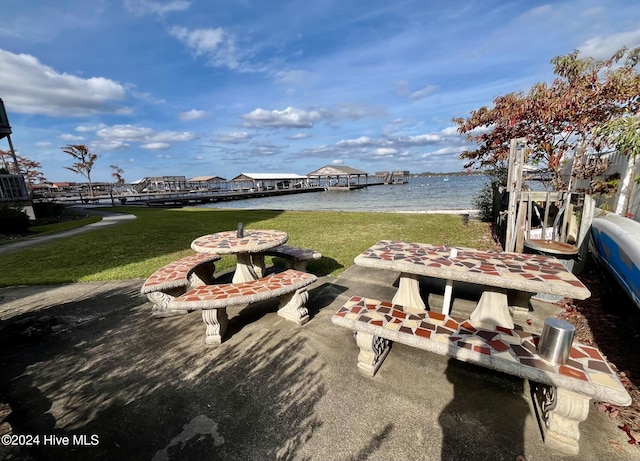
[589,210,640,309]
[443,176,449,182]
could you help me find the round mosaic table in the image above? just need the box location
[191,229,288,283]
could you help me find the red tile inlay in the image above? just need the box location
[191,229,288,255]
[331,295,628,401]
[559,365,588,382]
[444,319,459,330]
[141,253,220,293]
[172,269,316,306]
[487,340,510,352]
[354,240,589,299]
[582,345,605,361]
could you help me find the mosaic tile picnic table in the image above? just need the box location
[192,230,288,283]
[332,295,630,455]
[354,240,591,330]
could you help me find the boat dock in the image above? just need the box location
[132,187,325,207]
[48,186,326,207]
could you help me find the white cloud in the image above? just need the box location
[97,125,154,140]
[142,142,171,150]
[287,133,311,140]
[301,128,472,165]
[274,69,310,85]
[124,0,191,16]
[95,124,197,145]
[212,131,252,144]
[579,28,640,59]
[336,136,374,147]
[440,126,460,136]
[0,49,129,117]
[151,131,198,142]
[91,139,130,152]
[373,147,398,156]
[396,81,438,101]
[332,159,344,165]
[410,85,437,101]
[76,123,107,132]
[403,134,441,144]
[179,109,209,121]
[335,103,385,120]
[169,26,238,69]
[59,133,85,141]
[242,107,330,128]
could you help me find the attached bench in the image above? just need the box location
[332,295,631,456]
[140,253,221,318]
[252,245,322,277]
[170,269,317,345]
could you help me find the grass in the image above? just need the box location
[0,207,495,286]
[0,215,102,245]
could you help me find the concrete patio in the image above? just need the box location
[1,265,638,461]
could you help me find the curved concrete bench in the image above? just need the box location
[252,245,322,276]
[141,253,221,318]
[170,269,317,345]
[332,295,631,456]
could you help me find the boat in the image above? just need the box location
[589,209,640,309]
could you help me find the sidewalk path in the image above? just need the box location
[0,206,136,256]
[0,266,636,460]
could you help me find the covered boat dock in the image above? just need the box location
[307,165,369,190]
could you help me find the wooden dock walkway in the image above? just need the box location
[137,187,325,207]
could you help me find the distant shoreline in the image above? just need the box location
[202,206,479,215]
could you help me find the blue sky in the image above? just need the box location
[1,0,639,183]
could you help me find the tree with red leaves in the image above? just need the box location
[0,150,47,191]
[453,47,640,190]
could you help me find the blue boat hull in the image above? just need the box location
[589,210,640,309]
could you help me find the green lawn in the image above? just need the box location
[0,215,102,246]
[0,207,494,286]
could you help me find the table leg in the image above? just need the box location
[252,254,266,278]
[441,279,454,315]
[277,288,310,325]
[441,247,457,315]
[233,252,258,283]
[392,273,427,311]
[202,308,229,345]
[529,380,590,456]
[469,288,514,329]
[355,332,391,377]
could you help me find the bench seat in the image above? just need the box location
[140,253,221,318]
[170,269,317,345]
[332,295,631,455]
[252,245,322,276]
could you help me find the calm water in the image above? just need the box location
[200,175,487,213]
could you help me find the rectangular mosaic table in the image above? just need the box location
[354,240,591,329]
[332,295,630,455]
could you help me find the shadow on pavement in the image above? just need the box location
[0,283,327,460]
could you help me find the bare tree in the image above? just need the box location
[110,164,125,185]
[61,144,98,197]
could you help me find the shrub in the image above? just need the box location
[0,207,31,234]
[473,164,508,222]
[33,202,66,220]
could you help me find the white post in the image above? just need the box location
[441,247,458,315]
[615,154,637,216]
[505,138,526,252]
